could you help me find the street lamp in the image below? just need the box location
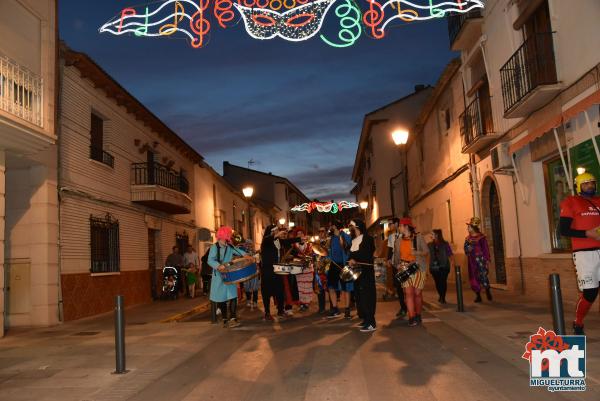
[243,186,254,243]
[392,129,409,146]
[391,129,410,218]
[360,200,368,222]
[289,222,295,229]
[279,218,286,226]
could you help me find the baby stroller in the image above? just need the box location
[161,266,179,300]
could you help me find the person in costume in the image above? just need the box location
[387,217,407,318]
[348,219,376,332]
[560,172,600,335]
[428,229,454,304]
[291,227,314,312]
[259,225,301,321]
[326,221,353,319]
[393,217,428,327]
[238,239,260,309]
[464,217,492,303]
[207,226,246,328]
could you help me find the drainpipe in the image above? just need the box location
[56,57,64,321]
[389,171,402,219]
[470,154,481,218]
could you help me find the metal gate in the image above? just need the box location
[489,182,507,284]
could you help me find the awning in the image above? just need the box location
[509,88,600,154]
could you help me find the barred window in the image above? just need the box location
[90,214,120,273]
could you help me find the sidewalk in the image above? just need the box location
[419,281,600,394]
[0,295,212,401]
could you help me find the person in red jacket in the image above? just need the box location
[560,172,600,335]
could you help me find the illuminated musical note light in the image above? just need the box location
[99,0,209,46]
[380,0,484,32]
[99,0,485,48]
[320,0,362,48]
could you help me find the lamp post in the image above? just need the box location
[243,186,254,243]
[391,129,409,217]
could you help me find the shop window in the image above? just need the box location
[544,158,571,252]
[90,214,120,273]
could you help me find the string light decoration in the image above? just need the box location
[319,0,362,47]
[234,0,336,42]
[292,201,359,214]
[99,0,484,48]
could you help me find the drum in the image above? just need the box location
[340,265,362,282]
[274,264,304,275]
[221,257,258,285]
[394,262,420,284]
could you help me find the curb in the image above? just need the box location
[160,300,211,323]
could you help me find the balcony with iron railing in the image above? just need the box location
[90,145,115,168]
[447,9,483,51]
[131,162,191,214]
[0,53,43,127]
[460,95,500,154]
[500,32,561,118]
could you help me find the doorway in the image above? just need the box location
[488,181,507,284]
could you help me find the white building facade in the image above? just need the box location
[0,0,58,335]
[444,0,600,299]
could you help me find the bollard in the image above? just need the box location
[455,266,465,312]
[114,295,127,374]
[550,274,566,335]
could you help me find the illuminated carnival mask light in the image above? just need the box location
[234,0,336,42]
[291,201,359,214]
[98,0,485,48]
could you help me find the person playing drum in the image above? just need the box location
[393,218,428,327]
[208,226,247,328]
[290,227,314,312]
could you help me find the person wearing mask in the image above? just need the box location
[464,217,492,303]
[394,218,428,327]
[208,226,246,328]
[259,225,301,321]
[327,221,353,319]
[560,172,600,335]
[165,246,184,297]
[387,218,407,318]
[348,219,377,332]
[428,229,454,304]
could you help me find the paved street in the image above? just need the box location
[1,286,599,401]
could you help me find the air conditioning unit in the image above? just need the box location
[491,142,512,171]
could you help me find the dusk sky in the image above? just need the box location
[59,0,456,200]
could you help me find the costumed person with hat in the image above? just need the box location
[207,226,247,328]
[290,227,314,311]
[464,217,492,303]
[387,217,408,318]
[560,172,600,335]
[348,219,377,332]
[393,217,429,327]
[259,224,302,321]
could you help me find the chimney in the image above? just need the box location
[414,84,426,92]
